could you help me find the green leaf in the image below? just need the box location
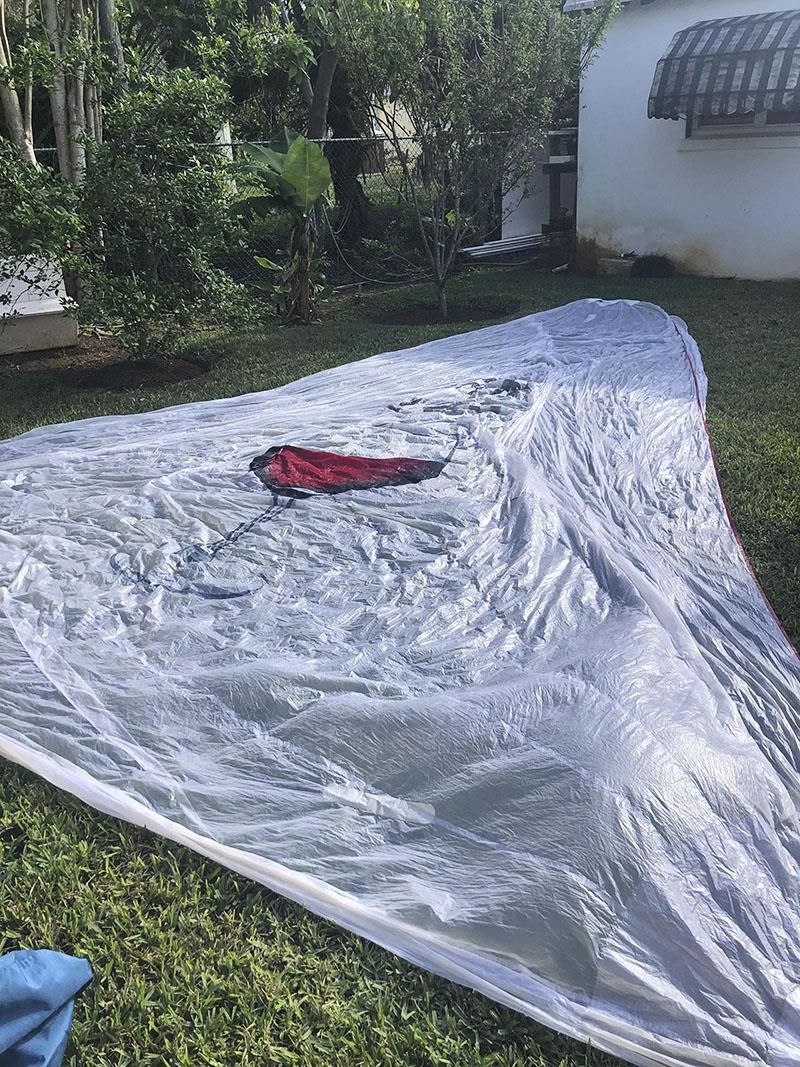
[270,127,301,155]
[281,137,332,213]
[234,194,278,218]
[242,163,283,192]
[240,143,285,175]
[253,255,282,272]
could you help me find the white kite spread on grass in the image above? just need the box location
[1,299,799,1067]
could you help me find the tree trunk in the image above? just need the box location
[0,83,37,166]
[328,146,369,247]
[307,44,338,139]
[87,1,104,143]
[41,0,75,183]
[85,78,102,144]
[23,72,33,149]
[0,0,37,167]
[306,44,339,248]
[436,279,449,322]
[50,75,73,181]
[41,0,98,184]
[98,0,126,84]
[295,217,312,324]
[21,0,34,149]
[66,0,88,184]
[66,73,87,183]
[327,65,369,248]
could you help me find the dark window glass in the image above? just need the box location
[697,112,756,127]
[765,110,800,125]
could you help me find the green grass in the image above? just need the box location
[1,266,798,1066]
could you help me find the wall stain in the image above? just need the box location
[576,230,731,278]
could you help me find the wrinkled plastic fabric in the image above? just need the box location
[0,950,92,1067]
[1,300,799,1067]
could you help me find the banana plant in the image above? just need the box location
[236,129,332,323]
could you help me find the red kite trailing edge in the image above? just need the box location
[249,444,447,498]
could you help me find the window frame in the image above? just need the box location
[686,109,800,139]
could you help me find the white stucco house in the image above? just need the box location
[567,0,800,279]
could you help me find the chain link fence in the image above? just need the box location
[217,135,566,290]
[30,134,564,295]
[216,136,434,290]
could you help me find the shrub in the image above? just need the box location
[0,142,82,315]
[79,69,251,359]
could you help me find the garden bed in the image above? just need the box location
[1,332,208,391]
[368,295,521,325]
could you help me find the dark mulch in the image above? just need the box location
[0,331,124,371]
[0,332,207,391]
[369,296,520,326]
[72,356,206,391]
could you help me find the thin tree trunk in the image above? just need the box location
[431,183,453,322]
[41,0,74,182]
[88,1,104,143]
[23,74,33,147]
[295,217,312,323]
[67,0,88,183]
[50,74,73,181]
[0,83,37,165]
[306,46,338,249]
[84,79,97,141]
[0,0,37,165]
[436,279,448,322]
[98,0,126,86]
[66,74,87,183]
[21,0,33,148]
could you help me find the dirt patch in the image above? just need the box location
[369,296,520,326]
[0,332,207,391]
[71,357,206,391]
[0,331,123,373]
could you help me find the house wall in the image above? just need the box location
[502,154,577,240]
[577,0,800,279]
[502,150,551,238]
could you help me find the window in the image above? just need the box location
[688,110,800,138]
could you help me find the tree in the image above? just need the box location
[0,0,129,182]
[0,0,308,182]
[219,1,374,246]
[340,0,614,320]
[269,0,338,139]
[0,0,310,358]
[0,0,38,165]
[325,62,370,247]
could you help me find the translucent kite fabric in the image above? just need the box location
[1,300,799,1067]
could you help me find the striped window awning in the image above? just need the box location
[648,9,800,120]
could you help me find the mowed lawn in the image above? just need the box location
[0,268,798,1067]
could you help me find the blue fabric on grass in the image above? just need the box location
[0,951,92,1067]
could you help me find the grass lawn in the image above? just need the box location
[1,266,798,1066]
